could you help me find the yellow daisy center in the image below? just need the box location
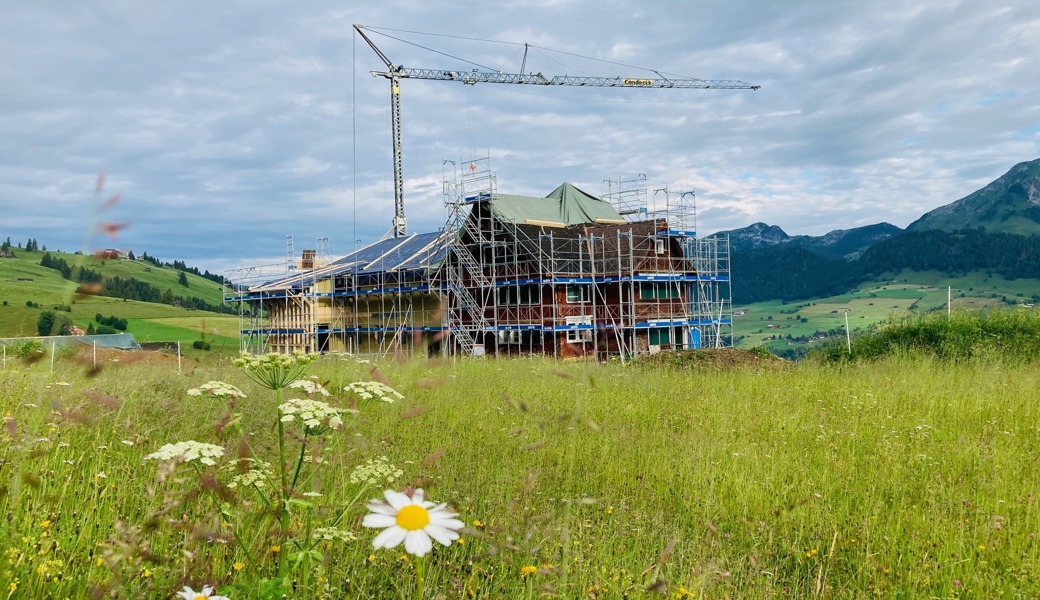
[395,504,430,531]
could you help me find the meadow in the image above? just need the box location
[2,335,1038,599]
[734,269,1038,357]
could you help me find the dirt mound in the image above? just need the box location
[637,347,787,370]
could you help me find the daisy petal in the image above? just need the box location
[362,514,397,528]
[424,524,461,546]
[365,501,397,516]
[384,490,410,510]
[372,526,407,549]
[404,529,433,557]
[429,515,465,531]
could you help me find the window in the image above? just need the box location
[639,282,681,300]
[566,284,589,303]
[654,238,666,254]
[498,284,540,305]
[502,329,543,346]
[565,316,592,344]
[649,327,670,345]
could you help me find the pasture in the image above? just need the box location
[1,344,1037,598]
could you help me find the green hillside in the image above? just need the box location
[908,158,1040,235]
[734,269,1038,358]
[0,248,239,351]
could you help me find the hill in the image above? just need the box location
[0,247,239,351]
[908,158,1040,235]
[712,222,904,259]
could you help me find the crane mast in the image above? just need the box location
[353,24,759,238]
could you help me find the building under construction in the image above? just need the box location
[224,161,731,359]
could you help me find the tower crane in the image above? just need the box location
[353,24,759,238]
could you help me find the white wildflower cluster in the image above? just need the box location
[344,381,404,404]
[145,441,225,466]
[233,351,318,370]
[279,398,343,433]
[187,381,247,399]
[349,456,404,487]
[233,352,318,390]
[224,458,274,490]
[312,527,357,543]
[288,379,331,397]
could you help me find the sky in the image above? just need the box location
[2,1,1038,276]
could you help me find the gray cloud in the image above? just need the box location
[1,0,1037,275]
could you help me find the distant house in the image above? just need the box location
[96,249,129,260]
[226,182,732,359]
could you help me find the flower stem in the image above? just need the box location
[414,555,426,600]
[276,386,289,577]
[291,431,308,489]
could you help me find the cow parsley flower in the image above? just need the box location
[288,379,331,396]
[279,398,343,434]
[145,441,225,466]
[362,489,464,557]
[350,456,404,487]
[224,458,274,491]
[187,381,247,400]
[312,527,357,543]
[233,352,317,390]
[344,381,404,405]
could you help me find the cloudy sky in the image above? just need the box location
[2,1,1038,275]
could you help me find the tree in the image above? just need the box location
[37,311,72,336]
[37,311,54,337]
[127,250,135,260]
[178,271,189,287]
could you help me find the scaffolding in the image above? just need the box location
[431,159,731,360]
[224,166,731,359]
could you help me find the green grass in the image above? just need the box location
[735,271,1037,357]
[0,249,233,341]
[2,345,1039,598]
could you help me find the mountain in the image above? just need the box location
[720,157,1040,304]
[907,158,1040,235]
[712,222,903,260]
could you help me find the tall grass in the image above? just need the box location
[811,307,1040,363]
[1,349,1038,598]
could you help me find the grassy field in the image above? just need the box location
[1,343,1038,598]
[0,249,237,357]
[734,270,1038,357]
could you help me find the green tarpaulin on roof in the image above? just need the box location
[487,183,625,227]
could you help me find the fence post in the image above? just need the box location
[51,341,56,373]
[93,341,97,371]
[177,341,182,375]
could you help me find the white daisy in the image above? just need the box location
[362,489,464,557]
[175,585,229,600]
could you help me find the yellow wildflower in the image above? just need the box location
[40,520,51,529]
[270,545,280,554]
[233,561,245,571]
[520,565,538,577]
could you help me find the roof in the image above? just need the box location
[246,184,628,292]
[487,183,625,227]
[249,230,450,293]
